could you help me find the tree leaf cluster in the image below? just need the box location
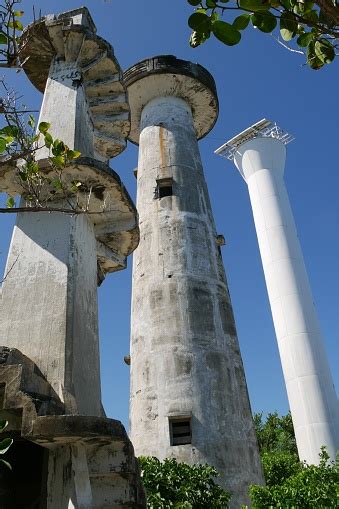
[0,1,24,67]
[138,456,231,508]
[187,0,338,69]
[250,413,339,508]
[253,411,298,455]
[250,447,339,508]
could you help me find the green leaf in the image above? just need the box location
[189,30,210,47]
[252,11,277,32]
[0,33,7,45]
[0,421,8,432]
[303,9,318,23]
[52,139,66,156]
[28,115,35,129]
[0,125,19,138]
[51,155,66,167]
[187,0,201,5]
[67,150,81,160]
[297,32,313,47]
[14,20,23,31]
[52,179,63,190]
[27,161,39,174]
[38,121,51,134]
[212,20,241,46]
[18,171,28,181]
[233,14,251,30]
[71,181,82,193]
[0,438,13,454]
[0,138,7,153]
[314,39,335,64]
[188,12,211,33]
[206,0,216,6]
[14,10,24,17]
[0,459,12,470]
[239,0,271,11]
[44,132,53,148]
[307,41,324,69]
[280,12,298,41]
[8,20,23,31]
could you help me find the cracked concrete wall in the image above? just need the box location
[130,96,263,507]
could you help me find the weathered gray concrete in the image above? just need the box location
[0,8,138,415]
[0,209,101,414]
[0,7,144,509]
[0,348,146,508]
[126,56,264,508]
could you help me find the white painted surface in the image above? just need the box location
[234,136,339,463]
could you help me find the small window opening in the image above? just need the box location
[169,418,191,446]
[155,177,173,199]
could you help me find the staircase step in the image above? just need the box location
[93,131,126,158]
[84,74,124,97]
[89,95,129,115]
[93,112,130,138]
[84,56,120,81]
[77,37,103,67]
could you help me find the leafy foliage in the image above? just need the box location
[250,413,339,508]
[253,411,298,455]
[250,447,339,508]
[0,420,12,470]
[0,0,24,67]
[138,456,231,508]
[187,0,338,69]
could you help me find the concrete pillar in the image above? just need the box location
[125,56,263,507]
[232,135,339,463]
[0,7,138,416]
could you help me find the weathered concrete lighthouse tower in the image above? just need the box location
[0,8,144,508]
[216,119,339,465]
[125,56,263,506]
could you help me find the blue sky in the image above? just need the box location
[0,0,338,429]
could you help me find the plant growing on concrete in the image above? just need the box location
[0,420,13,470]
[139,456,231,508]
[0,81,82,212]
[187,0,338,69]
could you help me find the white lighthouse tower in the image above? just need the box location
[216,119,339,464]
[124,56,263,507]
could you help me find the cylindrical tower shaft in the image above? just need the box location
[233,135,339,464]
[126,56,263,507]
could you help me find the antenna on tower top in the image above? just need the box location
[214,118,294,161]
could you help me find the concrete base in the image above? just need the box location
[0,347,146,509]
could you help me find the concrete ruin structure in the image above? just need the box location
[216,120,339,465]
[0,8,145,508]
[125,55,264,507]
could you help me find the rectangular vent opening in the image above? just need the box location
[169,418,191,446]
[156,177,173,199]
